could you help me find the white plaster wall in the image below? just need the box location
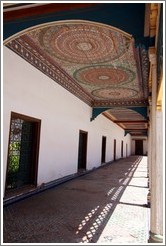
[3,46,131,193]
[143,140,148,155]
[131,140,136,155]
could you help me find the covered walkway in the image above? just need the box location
[3,156,149,244]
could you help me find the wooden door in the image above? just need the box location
[78,130,88,170]
[114,139,116,161]
[101,136,106,163]
[135,140,143,155]
[121,141,123,158]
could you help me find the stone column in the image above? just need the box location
[155,109,163,231]
[148,49,163,243]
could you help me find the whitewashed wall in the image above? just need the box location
[3,46,131,194]
[143,140,148,155]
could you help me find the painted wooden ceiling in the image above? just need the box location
[103,108,148,136]
[4,3,155,136]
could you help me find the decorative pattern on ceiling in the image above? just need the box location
[36,24,129,64]
[74,65,135,86]
[6,20,149,107]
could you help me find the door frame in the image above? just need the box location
[114,139,116,161]
[135,139,143,155]
[121,140,123,158]
[77,130,88,171]
[101,136,106,164]
[5,112,41,192]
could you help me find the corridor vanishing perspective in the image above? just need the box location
[3,156,149,243]
[3,2,164,244]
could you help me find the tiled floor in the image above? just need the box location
[3,156,150,244]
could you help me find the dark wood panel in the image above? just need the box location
[4,3,97,21]
[114,139,116,161]
[101,136,106,163]
[78,130,88,170]
[135,140,143,155]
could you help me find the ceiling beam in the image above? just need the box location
[91,106,148,121]
[124,129,147,136]
[113,120,148,123]
[124,129,147,131]
[3,3,97,21]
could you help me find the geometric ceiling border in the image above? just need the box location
[135,45,149,99]
[92,99,148,107]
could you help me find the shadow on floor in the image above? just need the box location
[3,156,149,243]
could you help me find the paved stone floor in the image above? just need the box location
[3,156,150,244]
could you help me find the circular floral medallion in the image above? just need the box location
[92,87,138,99]
[74,65,135,86]
[39,23,130,64]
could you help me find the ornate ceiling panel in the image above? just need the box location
[5,14,151,137]
[6,20,149,107]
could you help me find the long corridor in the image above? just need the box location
[3,156,149,244]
